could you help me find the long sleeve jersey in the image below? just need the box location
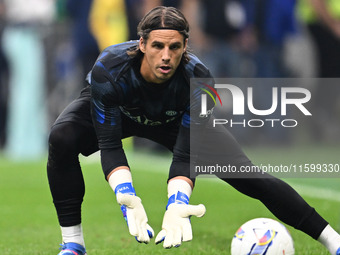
[89,41,213,180]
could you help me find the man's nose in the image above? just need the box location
[162,48,170,62]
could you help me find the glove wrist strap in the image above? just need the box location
[115,182,136,196]
[166,179,192,209]
[166,191,189,209]
[108,168,134,194]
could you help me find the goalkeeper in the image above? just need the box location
[47,6,340,255]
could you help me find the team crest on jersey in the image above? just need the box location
[165,110,178,116]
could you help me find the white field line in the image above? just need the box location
[196,177,340,203]
[287,184,340,203]
[80,153,340,203]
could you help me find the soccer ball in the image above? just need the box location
[231,218,295,255]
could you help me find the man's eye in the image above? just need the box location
[170,45,180,50]
[154,44,163,49]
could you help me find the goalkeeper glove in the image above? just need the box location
[155,179,206,248]
[109,168,154,243]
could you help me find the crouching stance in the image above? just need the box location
[47,6,340,255]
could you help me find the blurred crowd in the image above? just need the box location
[0,0,340,160]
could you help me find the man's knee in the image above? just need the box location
[48,123,80,159]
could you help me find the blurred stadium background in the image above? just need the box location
[0,0,340,254]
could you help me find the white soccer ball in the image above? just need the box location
[231,218,295,255]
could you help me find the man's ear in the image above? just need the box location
[139,38,146,53]
[183,38,188,52]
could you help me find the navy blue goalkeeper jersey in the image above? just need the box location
[89,41,213,178]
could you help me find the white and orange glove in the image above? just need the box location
[108,168,154,243]
[155,179,206,248]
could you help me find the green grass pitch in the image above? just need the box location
[0,145,340,254]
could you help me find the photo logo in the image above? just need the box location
[199,83,223,107]
[200,83,312,128]
[199,83,222,117]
